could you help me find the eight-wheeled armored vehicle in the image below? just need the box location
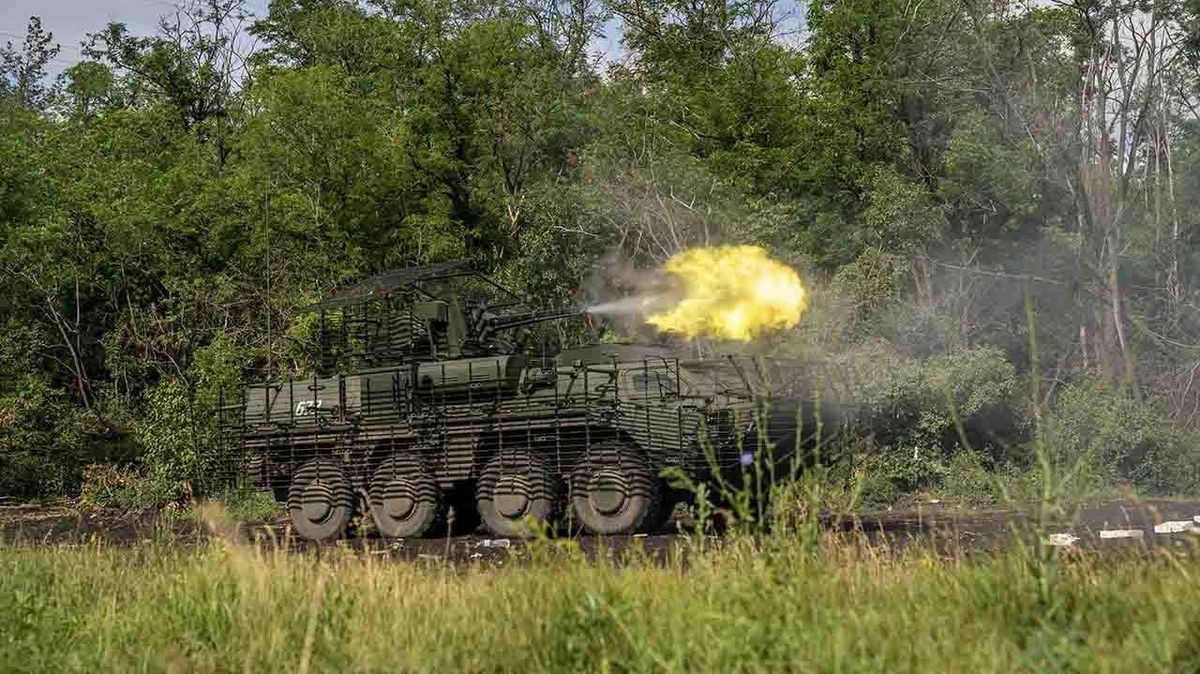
[217,261,823,540]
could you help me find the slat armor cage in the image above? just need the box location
[213,262,854,539]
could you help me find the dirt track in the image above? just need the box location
[0,503,684,564]
[2,499,1198,563]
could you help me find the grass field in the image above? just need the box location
[2,523,1199,673]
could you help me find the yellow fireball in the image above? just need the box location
[646,245,807,340]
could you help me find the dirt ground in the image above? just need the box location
[0,502,689,564]
[2,499,1198,564]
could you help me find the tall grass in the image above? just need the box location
[1,532,1198,673]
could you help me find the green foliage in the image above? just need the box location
[839,346,1019,503]
[858,165,947,254]
[136,338,247,500]
[0,17,60,109]
[78,464,178,510]
[772,340,1198,507]
[60,61,115,119]
[831,247,907,325]
[940,112,1039,237]
[940,449,1006,506]
[135,379,201,497]
[83,0,242,135]
[0,378,93,498]
[1039,380,1200,496]
[204,486,283,523]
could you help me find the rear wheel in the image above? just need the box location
[476,452,559,537]
[368,456,444,538]
[571,442,662,535]
[287,458,356,541]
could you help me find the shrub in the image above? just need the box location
[0,377,95,498]
[136,379,202,501]
[855,452,929,507]
[1038,380,1200,496]
[134,337,248,505]
[940,449,1004,506]
[833,345,1020,505]
[858,165,947,254]
[78,464,179,510]
[205,486,284,523]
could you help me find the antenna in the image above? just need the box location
[265,190,272,381]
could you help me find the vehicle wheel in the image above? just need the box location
[571,442,662,535]
[287,458,356,541]
[476,452,560,538]
[368,456,444,538]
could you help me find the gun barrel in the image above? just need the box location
[488,310,584,332]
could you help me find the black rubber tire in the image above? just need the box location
[476,452,560,538]
[287,458,356,541]
[368,456,445,538]
[570,442,662,535]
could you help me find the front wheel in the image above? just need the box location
[570,442,662,535]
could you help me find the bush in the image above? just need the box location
[834,345,1020,505]
[205,486,284,523]
[0,377,96,498]
[854,452,925,507]
[940,449,1005,506]
[78,464,179,510]
[831,248,907,327]
[858,165,947,254]
[135,337,247,504]
[1039,380,1200,496]
[135,379,202,500]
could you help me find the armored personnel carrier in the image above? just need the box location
[217,261,824,540]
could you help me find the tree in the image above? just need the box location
[85,0,254,163]
[0,17,61,110]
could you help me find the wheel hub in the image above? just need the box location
[494,474,530,518]
[300,481,334,522]
[381,480,417,520]
[587,469,628,515]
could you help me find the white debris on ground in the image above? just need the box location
[1153,521,1198,534]
[1045,533,1080,547]
[1098,529,1144,540]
